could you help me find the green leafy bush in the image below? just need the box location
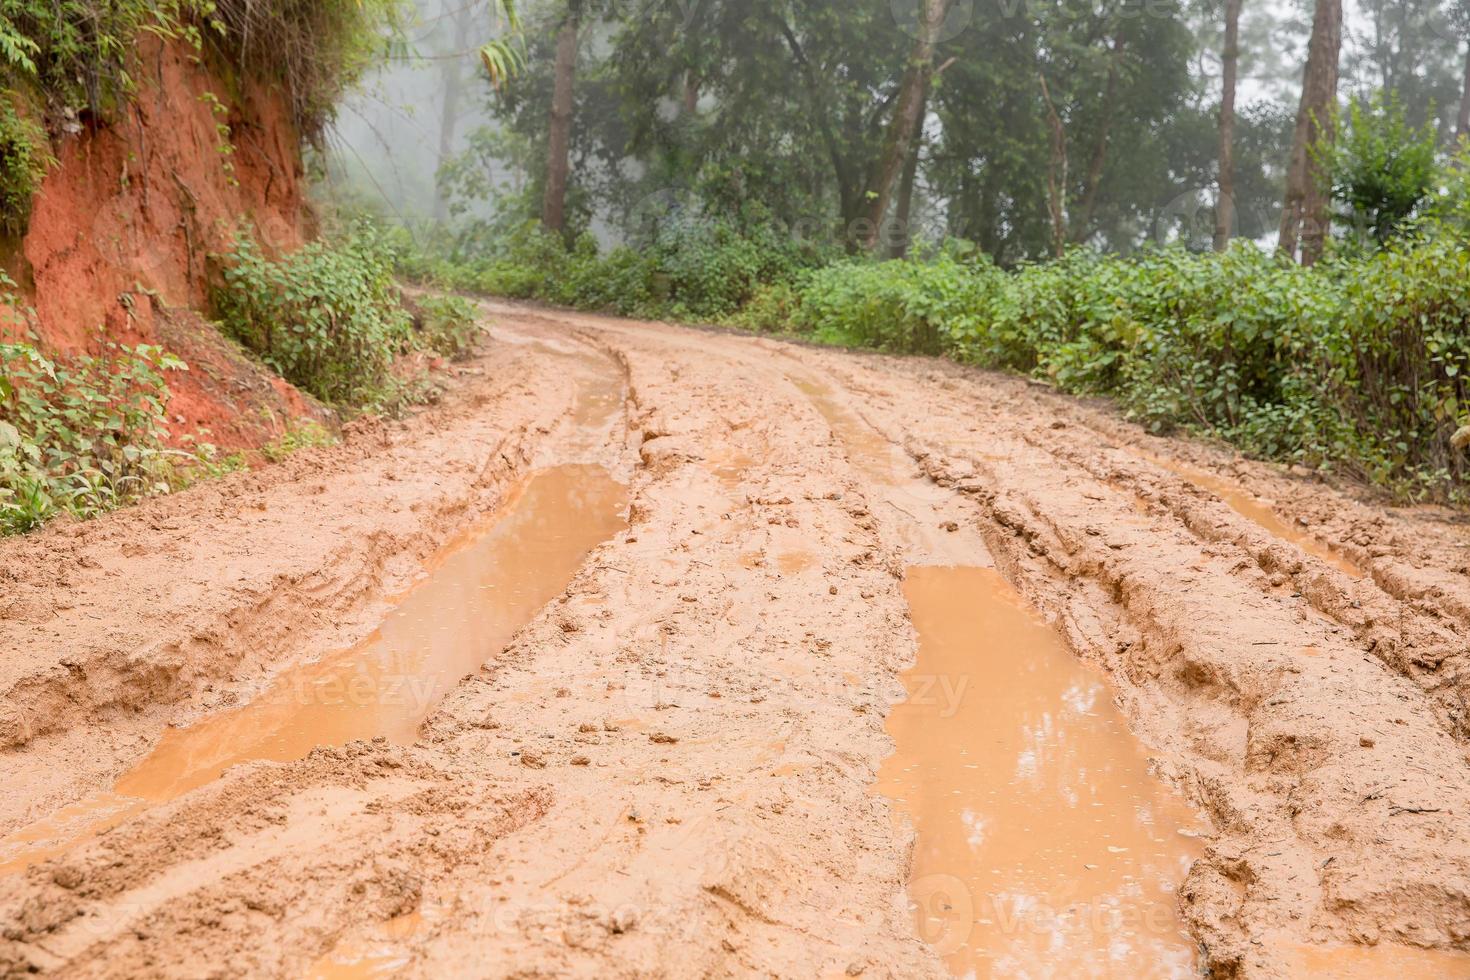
[212,225,413,407]
[412,214,830,323]
[764,235,1470,500]
[0,99,48,235]
[410,293,481,359]
[259,419,334,463]
[794,248,1002,355]
[1326,93,1438,248]
[0,340,212,534]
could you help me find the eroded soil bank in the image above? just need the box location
[2,304,1470,977]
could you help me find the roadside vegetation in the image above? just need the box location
[211,223,479,411]
[0,335,232,534]
[0,0,455,537]
[392,93,1470,501]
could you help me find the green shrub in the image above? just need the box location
[724,281,802,334]
[765,236,1470,500]
[0,98,48,235]
[421,214,830,323]
[0,339,213,534]
[411,293,481,359]
[212,224,413,407]
[1326,93,1438,249]
[0,0,205,118]
[1321,235,1470,486]
[259,418,334,463]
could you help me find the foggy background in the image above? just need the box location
[324,0,1469,252]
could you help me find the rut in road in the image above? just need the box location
[1,305,1470,979]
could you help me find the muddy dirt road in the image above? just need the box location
[4,304,1470,978]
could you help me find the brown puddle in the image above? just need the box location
[1140,452,1362,578]
[0,464,627,875]
[880,566,1206,977]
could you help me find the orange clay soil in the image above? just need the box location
[2,303,1470,978]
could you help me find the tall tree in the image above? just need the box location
[1278,0,1341,265]
[543,0,583,235]
[887,76,930,258]
[862,0,953,249]
[1214,0,1243,250]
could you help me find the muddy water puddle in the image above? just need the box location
[0,464,627,874]
[880,566,1206,977]
[1140,451,1361,578]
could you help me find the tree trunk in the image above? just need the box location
[682,69,700,117]
[1069,32,1127,244]
[887,77,930,259]
[1458,41,1470,142]
[862,0,951,250]
[773,16,861,247]
[1278,0,1341,266]
[1214,0,1243,251]
[542,0,582,236]
[1039,73,1068,259]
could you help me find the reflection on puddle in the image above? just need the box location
[1140,452,1362,578]
[880,566,1205,977]
[0,465,627,875]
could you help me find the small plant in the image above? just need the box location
[0,338,213,535]
[260,419,334,463]
[1325,93,1439,249]
[211,224,414,407]
[198,89,237,187]
[0,99,50,236]
[410,294,481,360]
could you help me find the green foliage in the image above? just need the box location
[0,97,47,234]
[762,236,1470,500]
[722,281,802,334]
[793,247,1002,354]
[1426,140,1470,232]
[410,293,481,359]
[260,419,334,463]
[0,0,205,118]
[1323,235,1470,487]
[212,224,414,407]
[0,0,401,234]
[207,0,406,141]
[416,215,830,323]
[1326,93,1439,248]
[0,339,216,535]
